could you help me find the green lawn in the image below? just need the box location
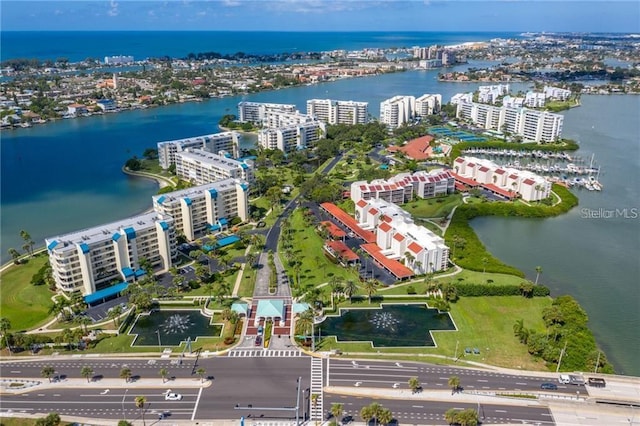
[316,296,551,370]
[237,265,257,297]
[402,193,463,218]
[379,270,528,295]
[0,254,54,331]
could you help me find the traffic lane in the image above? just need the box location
[197,358,311,419]
[324,394,554,425]
[0,387,201,420]
[329,359,576,394]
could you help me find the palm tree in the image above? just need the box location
[41,366,56,382]
[159,368,168,383]
[448,375,461,394]
[120,367,132,383]
[0,317,11,353]
[408,377,421,393]
[360,402,384,426]
[377,408,393,425]
[108,305,123,328]
[456,408,479,426]
[343,280,358,301]
[196,367,206,383]
[444,408,459,425]
[330,403,344,422]
[134,395,147,426]
[295,309,314,339]
[7,248,21,264]
[535,265,543,285]
[520,281,534,298]
[80,366,94,382]
[481,257,488,274]
[363,279,378,303]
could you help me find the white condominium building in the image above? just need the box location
[152,179,249,241]
[380,95,416,128]
[157,132,240,170]
[544,85,572,101]
[306,99,369,125]
[502,95,524,108]
[450,92,473,105]
[264,111,315,129]
[525,91,546,108]
[456,101,564,142]
[258,121,326,153]
[45,212,176,296]
[175,149,254,185]
[415,94,442,117]
[478,84,510,104]
[350,169,454,204]
[355,198,449,273]
[453,156,551,201]
[237,101,297,123]
[104,55,134,65]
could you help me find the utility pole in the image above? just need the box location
[556,341,568,373]
[295,377,302,426]
[594,351,601,373]
[454,340,459,361]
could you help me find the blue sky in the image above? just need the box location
[2,0,638,33]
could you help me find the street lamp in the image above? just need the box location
[156,329,162,347]
[121,389,129,421]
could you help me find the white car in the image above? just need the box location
[165,392,183,401]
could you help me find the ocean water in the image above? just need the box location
[0,31,637,375]
[0,31,518,62]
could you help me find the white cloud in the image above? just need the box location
[222,0,242,6]
[108,0,119,17]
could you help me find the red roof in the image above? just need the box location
[454,157,465,163]
[484,183,517,199]
[320,203,376,243]
[378,222,392,232]
[495,169,506,175]
[393,233,405,242]
[369,208,379,215]
[324,241,359,262]
[451,172,480,187]
[395,135,434,160]
[361,243,413,279]
[356,199,368,208]
[408,241,423,254]
[509,174,518,179]
[381,215,392,223]
[478,166,490,172]
[320,221,347,238]
[522,178,535,185]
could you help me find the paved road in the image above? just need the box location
[324,393,555,425]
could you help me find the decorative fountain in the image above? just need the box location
[129,310,222,346]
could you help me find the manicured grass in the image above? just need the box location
[284,209,358,287]
[379,270,528,295]
[316,296,551,370]
[237,265,257,297]
[402,193,463,218]
[414,218,444,236]
[0,254,54,331]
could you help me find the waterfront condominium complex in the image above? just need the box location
[45,212,176,296]
[543,85,572,101]
[478,84,510,104]
[258,121,326,153]
[263,111,316,129]
[157,132,240,170]
[306,99,369,125]
[453,156,551,201]
[350,169,455,204]
[355,198,449,274]
[175,149,254,185]
[380,95,416,128]
[414,94,442,117]
[237,101,297,124]
[152,178,249,241]
[456,101,564,142]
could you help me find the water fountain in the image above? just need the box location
[129,310,222,346]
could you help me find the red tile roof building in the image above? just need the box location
[350,169,455,204]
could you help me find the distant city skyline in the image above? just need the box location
[1,0,638,33]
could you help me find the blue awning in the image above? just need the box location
[240,162,248,169]
[209,224,221,231]
[47,240,58,250]
[219,217,228,226]
[241,183,249,191]
[159,221,169,231]
[84,282,128,305]
[216,235,240,248]
[79,243,90,254]
[135,269,146,277]
[124,227,136,239]
[209,188,218,199]
[122,267,134,278]
[157,195,166,205]
[183,197,192,206]
[112,233,121,242]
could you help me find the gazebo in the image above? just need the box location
[231,302,249,317]
[255,299,285,326]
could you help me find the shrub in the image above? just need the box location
[406,285,417,295]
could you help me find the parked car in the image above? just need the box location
[257,325,264,336]
[588,377,606,387]
[165,392,182,401]
[541,382,558,390]
[341,415,353,425]
[255,336,263,347]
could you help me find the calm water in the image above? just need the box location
[320,304,455,347]
[0,31,518,62]
[471,95,640,376]
[129,310,222,346]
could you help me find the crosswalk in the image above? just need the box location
[309,357,324,421]
[226,349,305,358]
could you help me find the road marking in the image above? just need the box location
[516,382,527,385]
[411,405,423,408]
[477,379,488,382]
[10,371,21,373]
[191,386,202,421]
[495,410,507,413]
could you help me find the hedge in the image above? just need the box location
[455,283,550,297]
